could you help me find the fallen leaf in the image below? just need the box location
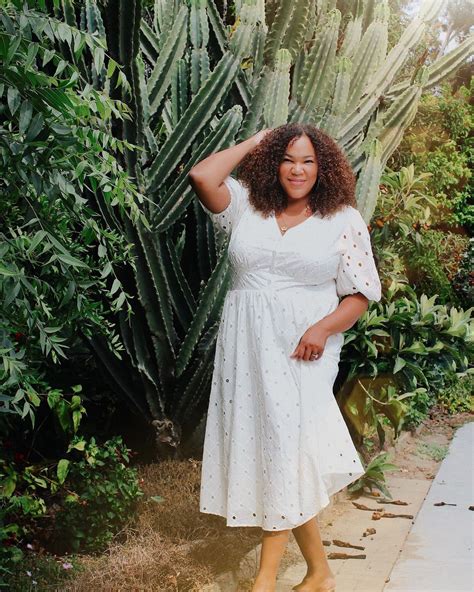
[362,528,376,537]
[379,512,413,519]
[333,539,365,550]
[328,552,366,560]
[353,502,380,511]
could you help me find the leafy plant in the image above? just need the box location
[0,385,87,586]
[452,237,474,309]
[372,163,436,244]
[53,435,143,553]
[400,388,433,429]
[0,3,146,426]
[370,161,470,304]
[0,385,142,584]
[435,371,474,415]
[391,80,473,232]
[338,375,428,448]
[340,290,473,390]
[337,288,473,444]
[423,139,472,230]
[397,229,469,306]
[347,451,398,498]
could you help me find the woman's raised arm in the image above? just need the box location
[188,129,271,214]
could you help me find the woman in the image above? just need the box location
[188,123,382,592]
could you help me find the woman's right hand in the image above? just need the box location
[252,128,273,146]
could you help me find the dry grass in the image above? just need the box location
[66,458,262,591]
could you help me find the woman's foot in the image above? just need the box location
[291,569,336,591]
[251,573,276,592]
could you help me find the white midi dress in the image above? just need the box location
[198,175,382,531]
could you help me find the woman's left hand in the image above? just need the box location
[290,322,330,361]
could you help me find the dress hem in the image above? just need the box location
[199,506,325,531]
[199,469,365,531]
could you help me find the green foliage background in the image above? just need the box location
[0,0,472,583]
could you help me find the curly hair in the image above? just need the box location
[236,123,357,218]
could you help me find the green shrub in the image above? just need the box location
[341,289,472,391]
[347,452,398,498]
[0,2,144,426]
[452,238,474,309]
[400,388,433,429]
[4,553,79,592]
[53,436,143,554]
[398,230,469,305]
[422,140,472,229]
[338,289,473,440]
[391,81,473,233]
[401,372,473,428]
[0,387,143,586]
[436,372,474,415]
[371,165,470,306]
[1,385,84,586]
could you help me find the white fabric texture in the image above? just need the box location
[198,175,382,531]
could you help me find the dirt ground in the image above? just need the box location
[388,408,472,480]
[66,407,472,591]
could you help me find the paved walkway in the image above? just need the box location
[384,421,473,592]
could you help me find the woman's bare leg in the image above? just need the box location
[251,528,290,592]
[291,516,336,591]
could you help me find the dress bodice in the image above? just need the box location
[199,175,382,302]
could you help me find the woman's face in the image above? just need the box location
[278,134,318,202]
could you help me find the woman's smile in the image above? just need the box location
[278,134,318,198]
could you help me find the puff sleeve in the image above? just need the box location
[198,175,249,236]
[335,207,382,301]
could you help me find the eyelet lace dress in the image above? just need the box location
[198,175,382,531]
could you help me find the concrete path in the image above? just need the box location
[384,421,473,592]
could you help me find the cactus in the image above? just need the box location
[356,138,383,223]
[146,6,188,118]
[61,0,472,455]
[345,3,389,114]
[147,52,241,192]
[291,8,341,124]
[263,49,292,126]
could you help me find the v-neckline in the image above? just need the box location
[272,211,315,237]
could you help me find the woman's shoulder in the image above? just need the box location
[223,175,251,207]
[318,205,368,240]
[337,203,361,217]
[321,204,361,224]
[332,204,367,226]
